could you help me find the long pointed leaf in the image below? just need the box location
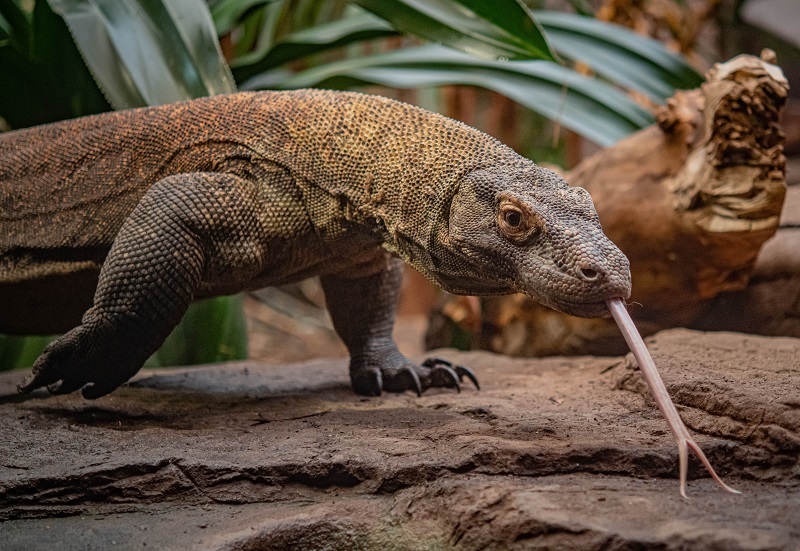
[448,0,555,57]
[229,7,698,106]
[45,0,236,109]
[243,45,652,146]
[232,11,396,81]
[545,26,676,102]
[353,0,557,61]
[536,11,702,94]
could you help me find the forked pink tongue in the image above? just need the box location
[605,297,740,498]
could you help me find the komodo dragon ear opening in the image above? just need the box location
[495,191,544,245]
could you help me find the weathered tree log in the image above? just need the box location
[428,51,791,356]
[691,185,800,336]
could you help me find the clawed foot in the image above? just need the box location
[351,354,479,397]
[17,324,141,399]
[421,358,480,393]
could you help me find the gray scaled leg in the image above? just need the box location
[18,172,266,399]
[321,254,478,396]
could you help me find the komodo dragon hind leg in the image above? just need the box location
[18,172,266,399]
[321,255,479,396]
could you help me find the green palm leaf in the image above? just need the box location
[232,10,396,82]
[353,0,557,61]
[243,45,652,146]
[45,0,236,109]
[535,11,702,101]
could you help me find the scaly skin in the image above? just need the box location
[0,90,630,398]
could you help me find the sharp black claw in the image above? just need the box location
[17,375,37,395]
[407,367,423,397]
[46,381,65,395]
[455,365,480,390]
[47,377,86,395]
[422,358,479,391]
[82,380,117,400]
[352,368,383,396]
[432,366,461,393]
[18,368,61,394]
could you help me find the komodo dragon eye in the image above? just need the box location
[503,209,522,227]
[496,193,542,244]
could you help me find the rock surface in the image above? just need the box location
[1,329,798,550]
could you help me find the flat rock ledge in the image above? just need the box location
[1,329,798,550]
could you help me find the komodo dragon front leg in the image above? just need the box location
[322,254,478,396]
[18,172,271,398]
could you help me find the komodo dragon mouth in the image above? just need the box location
[546,296,611,318]
[518,263,632,319]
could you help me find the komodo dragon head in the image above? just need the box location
[428,163,631,318]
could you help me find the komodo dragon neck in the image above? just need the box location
[248,89,522,270]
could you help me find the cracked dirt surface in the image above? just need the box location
[1,329,798,550]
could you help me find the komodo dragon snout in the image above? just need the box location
[445,165,631,318]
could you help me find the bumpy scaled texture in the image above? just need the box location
[0,90,630,398]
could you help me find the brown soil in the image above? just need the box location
[1,329,798,550]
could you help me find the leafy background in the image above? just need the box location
[0,0,704,370]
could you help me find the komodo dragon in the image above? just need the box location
[1,89,631,399]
